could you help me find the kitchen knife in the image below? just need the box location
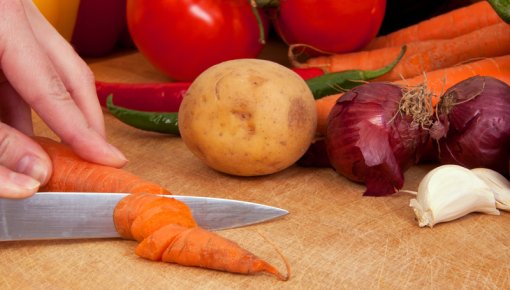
[0,192,288,241]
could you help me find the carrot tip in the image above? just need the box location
[273,253,291,281]
[257,229,291,281]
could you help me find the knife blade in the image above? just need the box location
[0,192,288,241]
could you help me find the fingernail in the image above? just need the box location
[108,143,128,164]
[16,155,49,184]
[8,172,40,194]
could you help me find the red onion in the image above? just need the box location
[431,76,510,176]
[325,82,430,196]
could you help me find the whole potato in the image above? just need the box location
[178,59,317,176]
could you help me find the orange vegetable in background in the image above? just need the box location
[394,55,510,100]
[305,22,510,81]
[314,55,510,136]
[364,1,503,50]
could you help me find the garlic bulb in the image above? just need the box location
[409,164,500,228]
[471,167,510,211]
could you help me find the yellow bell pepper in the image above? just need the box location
[32,0,81,41]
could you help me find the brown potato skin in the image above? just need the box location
[178,59,317,176]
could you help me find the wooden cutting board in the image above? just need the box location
[1,45,509,289]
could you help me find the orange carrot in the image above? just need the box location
[36,137,288,280]
[314,55,510,136]
[35,136,170,195]
[364,1,503,50]
[315,93,342,136]
[394,56,510,101]
[113,193,196,240]
[305,22,510,82]
[136,224,288,280]
[116,192,289,280]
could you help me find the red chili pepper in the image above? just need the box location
[291,67,324,80]
[103,62,404,135]
[95,68,321,112]
[95,80,191,112]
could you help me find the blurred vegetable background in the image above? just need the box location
[267,0,386,54]
[71,0,132,57]
[126,0,269,81]
[33,0,510,194]
[32,0,80,41]
[34,0,482,75]
[33,0,132,57]
[378,0,479,35]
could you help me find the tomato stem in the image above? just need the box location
[250,0,266,44]
[254,0,280,7]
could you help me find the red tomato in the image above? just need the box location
[127,0,268,81]
[271,0,386,53]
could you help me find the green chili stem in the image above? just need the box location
[106,95,180,135]
[306,45,407,100]
[106,46,406,135]
[487,0,510,23]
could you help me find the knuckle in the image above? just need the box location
[48,75,69,99]
[80,65,96,85]
[0,123,12,158]
[65,62,96,96]
[73,59,96,85]
[0,123,22,166]
[30,75,74,106]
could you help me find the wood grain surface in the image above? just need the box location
[1,45,509,289]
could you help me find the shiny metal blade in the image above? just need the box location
[0,192,288,241]
[174,195,288,231]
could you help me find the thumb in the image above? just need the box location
[0,123,52,198]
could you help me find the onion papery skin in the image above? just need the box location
[326,83,429,196]
[433,76,510,176]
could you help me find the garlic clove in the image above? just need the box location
[471,167,510,211]
[409,164,499,228]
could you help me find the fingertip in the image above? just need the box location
[0,169,40,199]
[16,154,52,185]
[106,143,129,168]
[65,131,128,168]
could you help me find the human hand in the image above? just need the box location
[0,0,127,198]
